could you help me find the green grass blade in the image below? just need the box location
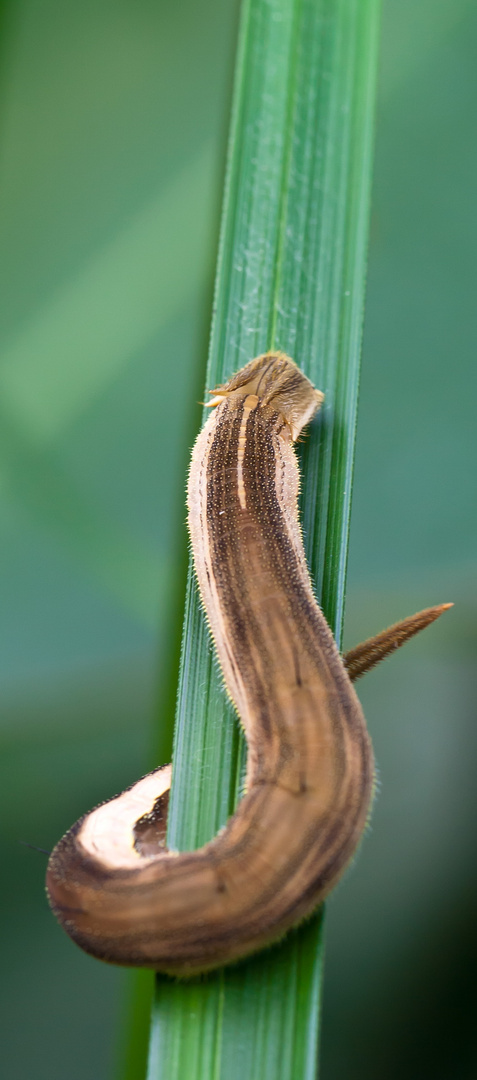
[147,0,381,1077]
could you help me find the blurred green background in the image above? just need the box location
[0,1,475,1078]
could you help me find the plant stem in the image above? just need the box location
[147,0,381,1077]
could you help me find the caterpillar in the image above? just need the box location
[46,353,450,975]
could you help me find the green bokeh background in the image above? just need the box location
[0,1,475,1078]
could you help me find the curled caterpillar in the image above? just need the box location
[46,353,450,975]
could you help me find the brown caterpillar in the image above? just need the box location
[46,353,450,975]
